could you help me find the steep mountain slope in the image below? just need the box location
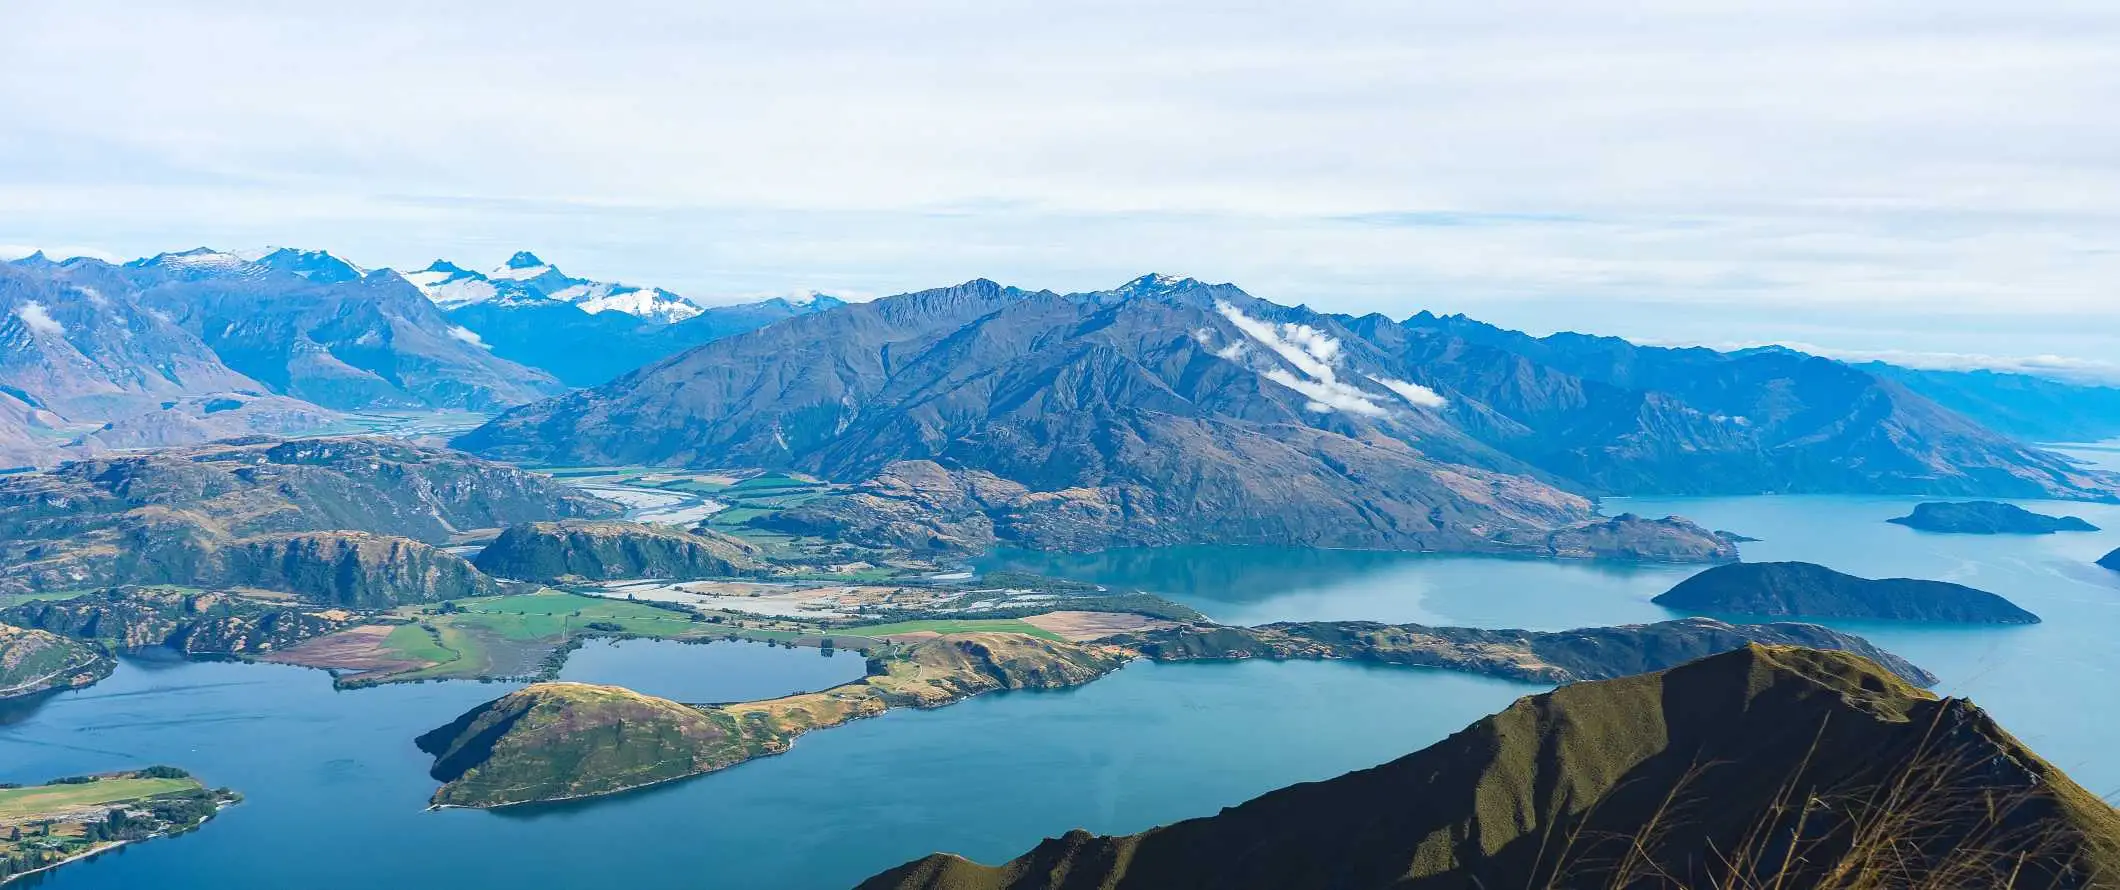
[461,278,1727,555]
[1863,363,2120,443]
[472,520,762,582]
[1,259,264,419]
[864,645,2120,890]
[116,250,562,410]
[405,253,846,386]
[1387,315,2116,499]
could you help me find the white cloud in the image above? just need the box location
[446,325,488,348]
[2,2,2118,363]
[13,301,66,336]
[1215,300,1389,416]
[1370,375,1449,409]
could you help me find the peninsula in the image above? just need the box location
[0,768,239,884]
[415,617,1931,808]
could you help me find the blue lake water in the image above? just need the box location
[986,493,2120,798]
[557,638,867,703]
[6,493,2118,887]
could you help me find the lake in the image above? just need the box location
[985,492,2120,797]
[7,493,2118,887]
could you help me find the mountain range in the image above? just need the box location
[458,274,2119,553]
[0,248,842,466]
[410,251,844,386]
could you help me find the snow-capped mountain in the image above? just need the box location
[400,251,704,323]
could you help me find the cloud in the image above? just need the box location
[445,325,488,348]
[2,2,2118,365]
[1370,375,1449,409]
[13,301,66,336]
[1215,300,1389,416]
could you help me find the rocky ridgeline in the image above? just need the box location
[0,437,608,602]
[472,520,761,583]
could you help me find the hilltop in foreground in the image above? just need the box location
[863,645,2120,890]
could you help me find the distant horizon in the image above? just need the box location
[8,241,2117,387]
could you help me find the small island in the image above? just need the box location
[1653,561,2040,624]
[1886,501,2099,535]
[0,768,239,883]
[2101,548,2120,572]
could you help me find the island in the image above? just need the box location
[856,645,2120,890]
[2102,548,2120,572]
[1652,561,2040,624]
[0,768,239,884]
[414,617,1934,808]
[0,625,113,701]
[1887,501,2100,534]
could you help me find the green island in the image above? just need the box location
[0,768,239,884]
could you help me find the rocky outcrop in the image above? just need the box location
[0,588,362,655]
[472,520,761,582]
[1119,616,1935,687]
[418,633,1130,807]
[0,436,611,597]
[0,623,114,700]
[1654,561,2041,624]
[223,532,500,607]
[862,645,2120,890]
[1887,501,2100,534]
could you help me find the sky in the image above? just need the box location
[3,1,2117,379]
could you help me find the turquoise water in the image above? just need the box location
[557,638,867,703]
[7,494,2117,887]
[0,650,1528,889]
[986,493,2120,798]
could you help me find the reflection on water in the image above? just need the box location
[980,544,1695,629]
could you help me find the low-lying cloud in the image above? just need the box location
[12,301,65,336]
